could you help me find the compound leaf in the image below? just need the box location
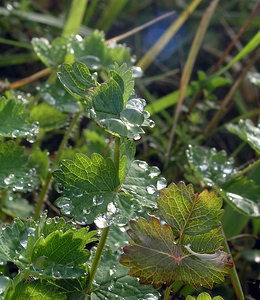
[0,97,39,139]
[226,119,260,154]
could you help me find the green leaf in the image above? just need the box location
[121,183,231,289]
[5,279,67,300]
[186,145,236,186]
[53,153,120,225]
[187,145,260,217]
[0,97,39,140]
[186,292,224,300]
[31,227,95,278]
[40,81,80,114]
[57,62,96,100]
[91,249,160,299]
[2,192,33,218]
[220,175,260,217]
[0,213,96,280]
[89,68,153,139]
[0,141,39,192]
[226,119,260,154]
[121,159,167,209]
[30,103,67,132]
[32,36,69,67]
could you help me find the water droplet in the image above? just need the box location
[146,185,156,194]
[132,66,143,78]
[148,119,155,128]
[157,177,167,190]
[94,214,108,228]
[4,174,15,185]
[93,195,104,205]
[137,160,149,171]
[133,134,141,141]
[55,182,63,193]
[83,209,91,215]
[11,129,20,138]
[149,166,160,178]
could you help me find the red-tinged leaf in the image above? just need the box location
[158,182,223,236]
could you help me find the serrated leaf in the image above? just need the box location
[53,153,120,225]
[89,71,153,138]
[5,279,67,300]
[186,292,224,300]
[0,213,96,280]
[0,141,39,192]
[120,216,231,289]
[121,159,167,209]
[30,103,67,132]
[57,62,96,100]
[186,145,236,186]
[31,227,96,278]
[32,36,68,67]
[226,119,260,154]
[0,97,39,139]
[40,81,80,113]
[158,182,223,235]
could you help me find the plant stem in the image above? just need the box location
[33,112,81,221]
[62,0,88,37]
[87,226,110,293]
[164,285,172,300]
[222,227,245,300]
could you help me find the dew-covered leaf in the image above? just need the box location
[71,30,132,69]
[40,81,80,113]
[120,216,231,289]
[121,159,167,209]
[91,248,160,299]
[0,213,96,280]
[89,67,153,139]
[1,192,33,218]
[186,145,236,186]
[220,175,260,217]
[32,36,68,67]
[30,103,67,132]
[0,97,39,140]
[0,141,39,192]
[226,119,260,154]
[5,279,67,300]
[53,153,120,225]
[31,227,96,279]
[57,62,96,100]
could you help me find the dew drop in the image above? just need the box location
[146,185,156,194]
[137,160,148,171]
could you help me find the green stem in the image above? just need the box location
[87,226,110,293]
[222,227,245,300]
[33,112,81,221]
[235,158,260,177]
[164,284,173,300]
[62,0,88,37]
